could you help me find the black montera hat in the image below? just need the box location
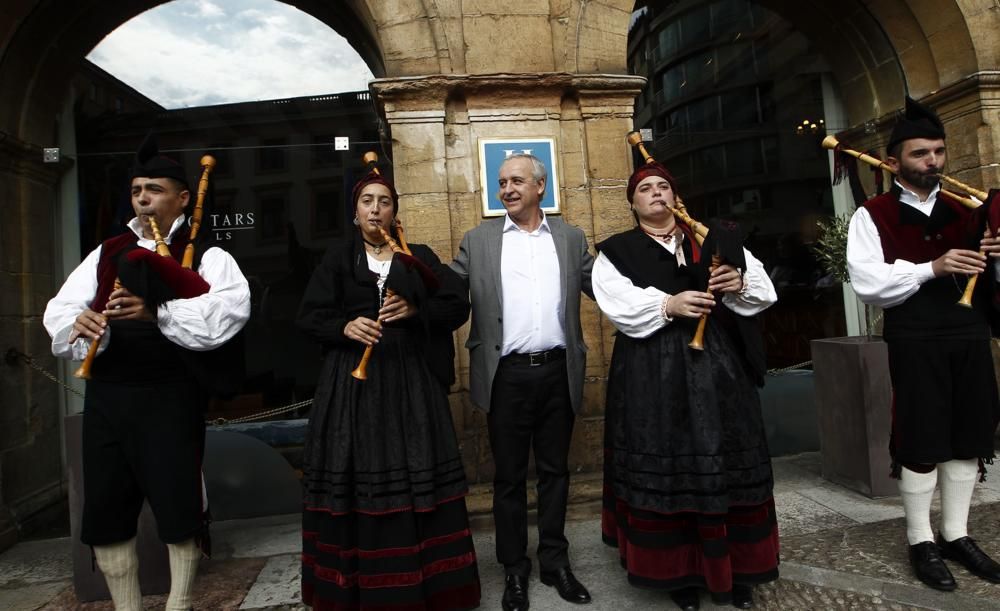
[886,96,946,155]
[131,132,189,188]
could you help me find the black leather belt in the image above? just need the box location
[502,348,565,367]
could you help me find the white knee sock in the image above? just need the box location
[938,458,979,542]
[93,538,142,611]
[898,466,937,545]
[166,538,201,611]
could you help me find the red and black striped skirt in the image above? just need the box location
[601,489,779,596]
[302,498,480,610]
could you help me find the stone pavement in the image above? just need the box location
[2,452,1000,610]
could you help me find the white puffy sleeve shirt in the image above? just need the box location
[593,238,776,339]
[43,216,251,360]
[846,184,1000,309]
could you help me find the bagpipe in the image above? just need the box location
[627,132,747,351]
[822,135,997,308]
[350,152,439,381]
[74,155,216,379]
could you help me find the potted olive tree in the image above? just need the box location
[809,215,896,497]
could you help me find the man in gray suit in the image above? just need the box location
[451,153,594,611]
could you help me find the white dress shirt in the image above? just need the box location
[593,234,776,339]
[43,215,251,360]
[500,212,565,355]
[847,180,1000,309]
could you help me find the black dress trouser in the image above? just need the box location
[487,352,575,577]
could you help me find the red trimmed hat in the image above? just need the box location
[351,170,399,213]
[627,160,676,203]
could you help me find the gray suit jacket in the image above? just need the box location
[451,216,594,413]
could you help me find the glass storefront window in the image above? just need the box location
[662,65,684,103]
[711,0,753,35]
[656,22,679,62]
[720,86,759,128]
[680,5,711,47]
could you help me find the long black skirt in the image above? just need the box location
[301,328,480,610]
[601,319,779,596]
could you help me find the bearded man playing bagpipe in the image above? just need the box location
[846,96,1000,592]
[43,135,250,610]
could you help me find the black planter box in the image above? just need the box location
[810,337,897,498]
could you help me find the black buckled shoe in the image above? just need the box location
[669,587,700,611]
[502,574,530,611]
[938,534,1000,583]
[731,584,754,608]
[909,541,957,591]
[539,566,591,604]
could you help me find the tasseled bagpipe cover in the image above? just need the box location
[699,219,767,386]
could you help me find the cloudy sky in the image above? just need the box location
[87,0,374,109]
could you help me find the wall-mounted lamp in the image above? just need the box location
[795,118,825,136]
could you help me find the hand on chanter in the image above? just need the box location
[69,308,107,342]
[344,316,382,346]
[663,291,715,319]
[708,264,743,294]
[932,248,987,277]
[103,287,154,321]
[980,227,1000,259]
[379,293,417,323]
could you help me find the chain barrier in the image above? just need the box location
[766,360,812,375]
[6,348,85,398]
[5,348,311,426]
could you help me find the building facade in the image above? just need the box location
[2,0,999,550]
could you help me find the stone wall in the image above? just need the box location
[0,136,71,549]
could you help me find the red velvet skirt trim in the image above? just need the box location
[602,493,780,594]
[305,551,476,589]
[306,528,472,560]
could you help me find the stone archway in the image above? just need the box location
[0,0,396,551]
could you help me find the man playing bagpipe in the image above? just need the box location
[846,96,1000,591]
[43,135,250,610]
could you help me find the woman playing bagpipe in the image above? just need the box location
[596,137,779,610]
[42,134,250,611]
[296,155,480,610]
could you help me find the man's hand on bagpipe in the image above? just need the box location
[103,286,155,321]
[70,308,107,343]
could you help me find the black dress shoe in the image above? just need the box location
[539,566,591,604]
[909,541,957,591]
[669,587,700,611]
[938,534,1000,583]
[731,584,753,608]
[502,574,529,611]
